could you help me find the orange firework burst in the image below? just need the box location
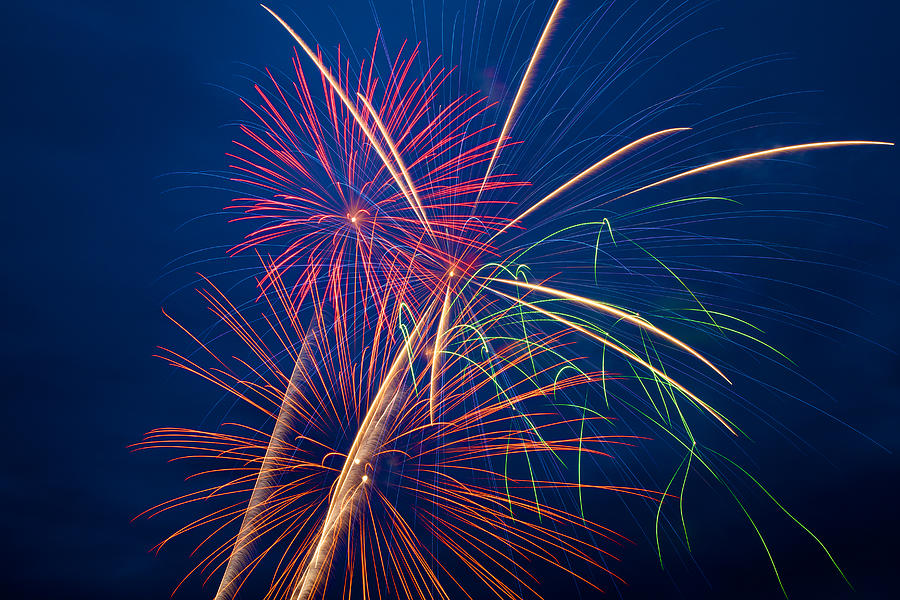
[137,259,660,600]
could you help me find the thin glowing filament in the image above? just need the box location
[357,92,437,242]
[475,0,566,202]
[292,386,403,600]
[487,277,730,383]
[489,287,737,435]
[214,328,315,600]
[493,128,689,238]
[290,301,437,600]
[612,140,894,201]
[429,283,454,423]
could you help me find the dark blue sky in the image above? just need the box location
[3,1,898,599]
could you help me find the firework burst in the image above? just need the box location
[140,2,891,599]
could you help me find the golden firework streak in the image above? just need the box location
[492,128,689,238]
[215,326,317,600]
[428,283,454,423]
[292,386,404,600]
[357,93,436,242]
[291,301,437,600]
[487,277,730,383]
[611,140,894,201]
[475,0,566,202]
[488,287,737,435]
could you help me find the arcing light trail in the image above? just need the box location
[292,299,438,600]
[475,0,568,204]
[140,2,891,599]
[215,327,318,600]
[484,277,730,383]
[609,140,894,202]
[490,127,692,239]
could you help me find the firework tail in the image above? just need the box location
[215,324,319,600]
[292,385,405,600]
[428,284,453,423]
[491,128,689,238]
[610,140,894,202]
[356,92,436,242]
[485,277,730,383]
[291,302,437,599]
[476,0,566,202]
[488,287,737,434]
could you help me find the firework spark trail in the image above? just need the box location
[487,287,736,434]
[356,92,436,242]
[429,282,453,423]
[476,0,566,202]
[260,5,437,243]
[484,276,730,383]
[292,386,406,600]
[214,324,318,600]
[291,300,437,599]
[492,128,690,238]
[140,267,651,600]
[609,140,894,202]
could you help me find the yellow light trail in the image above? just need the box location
[292,385,403,600]
[475,0,566,203]
[429,283,454,423]
[214,327,316,600]
[487,277,731,384]
[611,140,894,201]
[290,299,438,600]
[488,287,737,435]
[492,128,689,238]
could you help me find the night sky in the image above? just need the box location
[3,1,898,599]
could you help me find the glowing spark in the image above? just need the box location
[489,287,737,435]
[475,0,566,202]
[613,140,894,200]
[144,7,894,598]
[493,128,689,238]
[487,277,731,384]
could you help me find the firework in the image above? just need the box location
[139,259,642,599]
[140,1,890,599]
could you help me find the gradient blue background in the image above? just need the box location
[3,1,898,598]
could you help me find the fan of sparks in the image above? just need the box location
[136,3,890,599]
